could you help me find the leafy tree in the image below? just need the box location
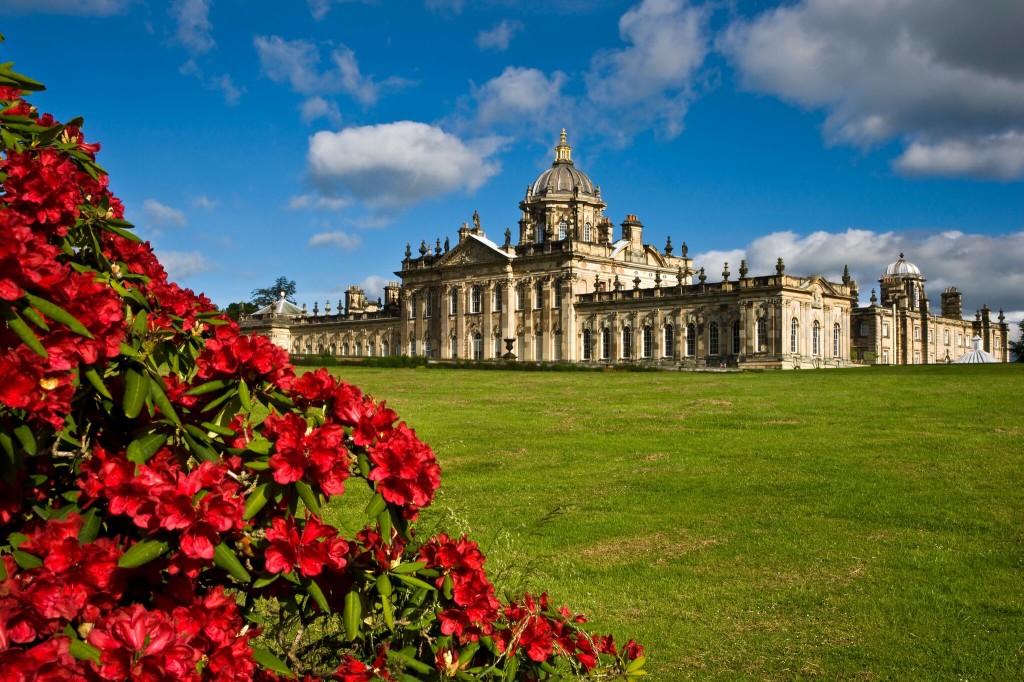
[1010,318,1024,362]
[251,276,296,309]
[223,300,256,321]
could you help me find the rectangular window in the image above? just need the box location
[664,326,674,357]
[914,326,920,340]
[553,280,562,308]
[859,323,868,337]
[534,332,543,361]
[601,329,610,360]
[882,350,889,364]
[424,295,432,319]
[944,329,950,345]
[494,335,502,357]
[882,322,889,338]
[494,287,502,312]
[450,337,458,358]
[516,285,525,311]
[408,295,416,320]
[409,340,416,356]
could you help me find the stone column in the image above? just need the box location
[439,286,451,359]
[482,281,493,359]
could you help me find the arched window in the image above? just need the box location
[534,280,543,309]
[833,323,841,357]
[494,286,502,312]
[382,340,390,357]
[664,324,674,357]
[709,322,719,356]
[790,318,799,353]
[355,343,362,357]
[471,285,481,313]
[584,221,592,242]
[342,343,350,356]
[812,320,820,355]
[686,323,696,356]
[622,327,632,359]
[732,320,741,355]
[409,294,417,320]
[642,325,653,358]
[449,289,458,315]
[516,284,525,311]
[554,331,562,361]
[408,339,415,356]
[368,342,375,357]
[534,330,543,361]
[756,317,766,351]
[601,328,610,360]
[423,335,431,358]
[582,329,592,360]
[553,280,562,307]
[450,336,458,358]
[494,334,502,357]
[473,332,483,360]
[558,219,567,240]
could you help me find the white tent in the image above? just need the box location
[952,335,999,364]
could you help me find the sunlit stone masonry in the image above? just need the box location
[241,131,1008,368]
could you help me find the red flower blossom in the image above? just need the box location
[263,515,348,578]
[367,423,440,517]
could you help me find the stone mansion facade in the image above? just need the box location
[240,131,1009,368]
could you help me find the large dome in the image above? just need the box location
[883,253,923,278]
[530,130,598,198]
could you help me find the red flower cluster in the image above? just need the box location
[197,324,295,390]
[367,423,441,519]
[79,448,246,564]
[264,515,348,578]
[262,412,352,497]
[419,534,500,643]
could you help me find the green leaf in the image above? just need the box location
[12,549,42,569]
[356,451,370,478]
[389,561,427,575]
[252,574,280,589]
[243,482,272,520]
[245,437,273,456]
[122,366,148,419]
[0,301,48,358]
[100,220,142,243]
[13,423,36,456]
[251,647,293,677]
[376,573,393,597]
[503,653,519,681]
[117,538,170,569]
[126,431,167,464]
[343,589,362,641]
[79,508,101,544]
[238,380,252,411]
[148,379,180,425]
[213,541,251,583]
[381,593,395,631]
[294,480,321,516]
[131,309,148,338]
[118,342,141,358]
[392,573,437,592]
[68,638,101,665]
[625,656,647,673]
[83,366,113,400]
[0,558,6,580]
[388,648,433,675]
[305,577,330,613]
[182,431,217,463]
[23,292,94,339]
[201,420,238,437]
[364,492,387,519]
[185,379,233,397]
[8,532,29,549]
[19,304,49,332]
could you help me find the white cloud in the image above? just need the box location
[0,0,130,15]
[584,0,709,142]
[473,67,568,129]
[300,96,343,127]
[476,19,523,52]
[142,199,186,228]
[720,0,1024,179]
[192,195,219,210]
[306,0,369,21]
[693,229,1024,316]
[358,275,391,302]
[254,35,409,106]
[170,0,214,55]
[306,121,504,211]
[288,194,351,211]
[895,132,1024,181]
[159,250,214,279]
[308,231,362,250]
[179,59,243,105]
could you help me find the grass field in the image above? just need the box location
[323,364,1024,680]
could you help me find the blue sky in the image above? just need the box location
[3,0,1023,325]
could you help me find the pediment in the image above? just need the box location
[435,235,513,268]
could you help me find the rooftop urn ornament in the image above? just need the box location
[664,236,673,256]
[435,238,442,256]
[677,265,684,286]
[405,242,412,259]
[313,301,319,315]
[999,309,1005,323]
[338,299,343,312]
[301,302,307,315]
[325,300,331,314]
[419,240,428,256]
[870,288,878,305]
[594,272,601,291]
[473,210,480,230]
[722,262,730,281]
[776,257,785,275]
[614,275,622,291]
[739,259,748,279]
[654,271,662,288]
[633,275,642,290]
[698,267,706,284]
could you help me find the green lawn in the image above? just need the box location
[324,364,1024,680]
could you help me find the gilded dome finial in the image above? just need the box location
[555,128,572,164]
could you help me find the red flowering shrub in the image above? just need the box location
[0,52,645,681]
